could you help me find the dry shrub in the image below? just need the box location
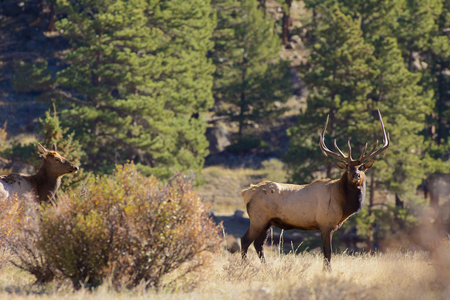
[0,194,55,284]
[38,163,223,290]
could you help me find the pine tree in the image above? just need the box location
[413,0,450,145]
[369,37,434,200]
[338,0,402,42]
[53,0,215,178]
[285,5,377,183]
[211,0,291,136]
[351,0,447,204]
[394,0,443,70]
[417,0,450,206]
[273,0,293,45]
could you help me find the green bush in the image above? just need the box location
[38,163,222,290]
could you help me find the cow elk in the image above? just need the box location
[0,143,79,204]
[240,110,390,269]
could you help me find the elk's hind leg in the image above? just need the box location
[253,224,271,262]
[241,222,270,260]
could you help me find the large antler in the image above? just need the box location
[359,110,390,162]
[319,115,354,163]
[319,110,390,163]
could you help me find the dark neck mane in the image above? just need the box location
[339,171,366,219]
[30,161,61,203]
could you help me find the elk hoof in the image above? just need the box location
[323,261,332,272]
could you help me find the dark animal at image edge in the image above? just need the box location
[0,143,79,204]
[240,110,390,269]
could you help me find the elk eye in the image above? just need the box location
[358,166,365,171]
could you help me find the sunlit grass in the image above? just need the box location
[196,159,287,213]
[1,246,448,300]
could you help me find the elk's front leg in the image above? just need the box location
[320,228,333,271]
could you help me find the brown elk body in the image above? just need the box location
[0,144,79,204]
[241,110,390,269]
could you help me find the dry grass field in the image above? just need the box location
[1,162,449,299]
[1,246,449,300]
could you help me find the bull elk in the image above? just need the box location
[240,110,390,269]
[0,143,79,204]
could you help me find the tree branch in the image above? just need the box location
[50,86,131,119]
[49,86,91,106]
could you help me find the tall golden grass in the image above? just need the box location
[1,244,449,300]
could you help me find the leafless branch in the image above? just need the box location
[49,86,91,106]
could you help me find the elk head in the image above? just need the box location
[319,110,390,186]
[37,143,79,177]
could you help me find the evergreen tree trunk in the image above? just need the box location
[281,0,292,45]
[428,174,440,208]
[395,194,404,208]
[238,58,248,137]
[326,162,332,179]
[239,89,246,137]
[312,7,317,31]
[257,0,266,13]
[366,175,376,252]
[47,1,56,31]
[369,175,375,209]
[434,63,448,144]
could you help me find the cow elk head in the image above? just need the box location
[37,143,79,177]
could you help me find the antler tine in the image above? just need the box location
[319,115,351,162]
[358,143,368,161]
[363,140,379,159]
[360,110,390,162]
[347,140,353,161]
[333,139,347,158]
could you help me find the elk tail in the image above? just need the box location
[241,185,259,206]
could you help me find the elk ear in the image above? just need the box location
[364,160,375,169]
[336,161,347,169]
[37,143,48,157]
[52,143,57,151]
